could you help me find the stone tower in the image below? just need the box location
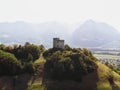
[53,38,64,49]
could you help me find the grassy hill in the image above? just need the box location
[0,53,120,90]
[0,56,45,90]
[96,61,120,90]
[40,61,120,90]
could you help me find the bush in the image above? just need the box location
[4,43,42,61]
[0,50,22,75]
[0,43,44,75]
[43,47,98,81]
[23,61,34,73]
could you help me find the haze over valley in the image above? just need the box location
[0,20,120,49]
[1,0,120,90]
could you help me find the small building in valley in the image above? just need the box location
[53,38,64,49]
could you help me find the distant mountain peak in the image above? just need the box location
[72,20,120,47]
[84,19,96,25]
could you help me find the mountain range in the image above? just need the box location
[72,20,120,48]
[0,20,120,48]
[0,21,70,47]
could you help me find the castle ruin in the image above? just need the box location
[53,38,64,49]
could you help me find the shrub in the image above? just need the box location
[23,61,34,73]
[43,47,98,81]
[0,50,22,75]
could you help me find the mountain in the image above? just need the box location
[0,21,70,47]
[101,41,120,48]
[0,20,120,48]
[72,20,120,47]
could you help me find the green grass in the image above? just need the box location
[96,61,120,90]
[28,83,45,90]
[34,56,46,64]
[97,82,112,90]
[1,55,120,90]
[96,61,112,90]
[29,55,46,90]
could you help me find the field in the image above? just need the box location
[94,54,120,60]
[93,48,120,68]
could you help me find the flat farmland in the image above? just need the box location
[94,54,120,68]
[94,54,120,60]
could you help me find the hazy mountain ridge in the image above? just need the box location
[0,20,120,48]
[0,21,70,47]
[72,20,120,47]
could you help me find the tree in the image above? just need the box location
[0,44,6,50]
[8,44,41,61]
[27,53,33,61]
[0,50,22,75]
[23,61,34,73]
[25,44,41,60]
[64,44,71,51]
[83,48,92,56]
[43,46,98,81]
[39,44,45,53]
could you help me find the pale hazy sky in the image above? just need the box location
[0,0,120,30]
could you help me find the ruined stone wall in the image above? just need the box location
[53,38,64,49]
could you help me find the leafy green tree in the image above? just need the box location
[43,45,98,81]
[0,44,6,50]
[83,48,92,56]
[0,50,22,75]
[27,53,33,61]
[23,61,34,73]
[7,43,41,61]
[64,44,71,51]
[39,44,45,53]
[25,44,41,60]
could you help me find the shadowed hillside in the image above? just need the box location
[0,46,120,90]
[42,47,120,90]
[0,58,45,90]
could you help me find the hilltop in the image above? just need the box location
[0,45,120,90]
[42,47,120,90]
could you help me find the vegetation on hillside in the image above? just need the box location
[0,42,45,76]
[0,43,120,90]
[43,46,98,81]
[105,62,120,75]
[0,50,21,75]
[96,61,120,90]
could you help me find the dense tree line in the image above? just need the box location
[43,46,98,81]
[0,42,45,76]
